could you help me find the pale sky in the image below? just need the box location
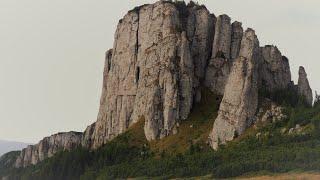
[0,0,319,143]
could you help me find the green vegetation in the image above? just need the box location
[1,89,320,179]
[0,151,20,176]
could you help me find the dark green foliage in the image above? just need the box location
[0,151,20,176]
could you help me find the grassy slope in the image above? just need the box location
[0,151,20,176]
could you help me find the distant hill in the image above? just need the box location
[0,140,30,157]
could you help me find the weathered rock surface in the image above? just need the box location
[82,122,96,149]
[298,66,313,106]
[89,1,218,148]
[205,16,243,95]
[185,4,215,101]
[230,21,243,60]
[259,45,291,91]
[208,29,260,150]
[14,132,82,168]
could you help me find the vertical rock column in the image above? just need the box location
[208,29,260,150]
[186,5,215,101]
[205,15,243,95]
[230,21,243,59]
[298,66,313,106]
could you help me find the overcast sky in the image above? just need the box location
[0,0,319,143]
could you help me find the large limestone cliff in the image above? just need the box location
[13,0,314,167]
[89,1,218,148]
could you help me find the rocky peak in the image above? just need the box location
[298,66,313,106]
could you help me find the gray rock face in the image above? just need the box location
[208,29,260,150]
[230,21,243,59]
[89,1,217,148]
[186,5,215,101]
[298,66,313,106]
[82,122,96,148]
[259,46,291,91]
[14,132,82,168]
[205,15,243,95]
[211,15,232,59]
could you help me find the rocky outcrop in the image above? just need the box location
[208,29,260,150]
[205,15,243,95]
[205,15,232,95]
[14,132,82,168]
[298,66,313,106]
[255,100,287,124]
[259,45,291,91]
[88,1,219,148]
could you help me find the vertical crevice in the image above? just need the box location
[134,9,140,65]
[135,66,140,84]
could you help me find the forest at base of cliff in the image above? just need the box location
[2,90,320,180]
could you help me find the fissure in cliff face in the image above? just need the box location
[14,0,313,167]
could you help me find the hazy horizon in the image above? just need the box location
[1,0,319,143]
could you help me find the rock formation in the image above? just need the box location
[14,132,82,168]
[259,45,291,91]
[13,0,314,167]
[297,66,313,106]
[205,15,242,95]
[89,1,218,148]
[208,29,260,150]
